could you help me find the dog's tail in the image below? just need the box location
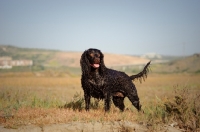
[129,61,151,83]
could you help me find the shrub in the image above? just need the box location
[164,87,200,131]
[140,86,200,131]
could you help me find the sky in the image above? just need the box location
[0,0,200,56]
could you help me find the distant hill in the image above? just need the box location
[1,45,199,74]
[0,45,149,69]
[152,53,200,73]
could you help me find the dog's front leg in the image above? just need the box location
[104,92,111,112]
[84,91,91,111]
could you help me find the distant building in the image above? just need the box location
[11,60,33,66]
[0,56,33,69]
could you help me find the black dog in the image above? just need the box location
[80,48,150,112]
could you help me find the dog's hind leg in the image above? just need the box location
[112,96,125,111]
[127,92,141,111]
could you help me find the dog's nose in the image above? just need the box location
[94,57,100,63]
[94,58,100,61]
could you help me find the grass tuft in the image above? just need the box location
[62,92,100,111]
[62,92,84,111]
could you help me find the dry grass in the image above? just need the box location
[0,75,81,102]
[0,73,200,131]
[2,107,139,129]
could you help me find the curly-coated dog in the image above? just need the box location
[80,48,150,112]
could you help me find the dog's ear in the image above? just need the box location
[80,50,91,77]
[99,50,106,75]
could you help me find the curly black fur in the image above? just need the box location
[80,48,150,112]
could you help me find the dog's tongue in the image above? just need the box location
[93,64,100,68]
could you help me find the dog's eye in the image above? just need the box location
[89,53,94,57]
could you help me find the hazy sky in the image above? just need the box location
[0,0,200,55]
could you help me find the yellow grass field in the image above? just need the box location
[0,72,200,131]
[0,73,199,101]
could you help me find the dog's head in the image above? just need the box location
[80,48,106,77]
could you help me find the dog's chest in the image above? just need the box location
[88,73,104,89]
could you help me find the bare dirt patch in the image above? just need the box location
[0,121,183,132]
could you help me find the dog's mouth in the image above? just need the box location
[90,63,100,68]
